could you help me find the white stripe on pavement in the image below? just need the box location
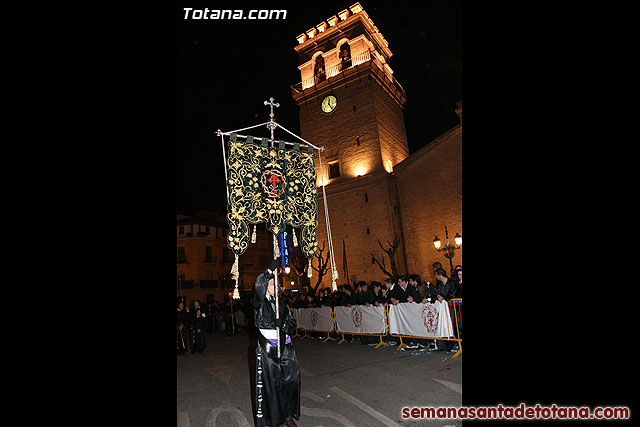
[301,391,325,402]
[328,386,401,427]
[433,378,462,394]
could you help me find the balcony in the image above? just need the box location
[291,50,406,103]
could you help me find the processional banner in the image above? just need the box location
[225,133,319,260]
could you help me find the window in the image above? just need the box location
[178,226,184,235]
[205,246,213,263]
[329,161,340,179]
[365,192,368,202]
[366,227,370,234]
[394,205,399,214]
[206,270,213,280]
[222,247,232,263]
[356,136,360,146]
[353,105,357,112]
[177,247,186,263]
[201,279,217,288]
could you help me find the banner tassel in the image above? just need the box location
[292,228,298,247]
[232,277,240,300]
[230,254,239,280]
[251,225,257,244]
[307,259,313,278]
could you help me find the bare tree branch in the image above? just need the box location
[371,252,393,278]
[372,237,399,278]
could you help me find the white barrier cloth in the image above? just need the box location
[334,305,386,334]
[298,307,334,332]
[388,301,455,338]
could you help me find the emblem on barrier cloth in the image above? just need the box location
[351,306,363,328]
[310,309,318,327]
[422,304,439,333]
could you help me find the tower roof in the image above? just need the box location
[294,3,392,61]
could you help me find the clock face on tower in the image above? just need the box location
[321,95,337,113]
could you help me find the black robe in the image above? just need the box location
[252,269,300,426]
[192,315,206,352]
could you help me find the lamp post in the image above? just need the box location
[433,225,462,276]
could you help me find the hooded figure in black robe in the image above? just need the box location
[192,308,207,353]
[253,259,300,427]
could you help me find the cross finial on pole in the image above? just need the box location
[264,97,280,121]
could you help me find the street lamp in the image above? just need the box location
[284,265,291,274]
[433,225,462,276]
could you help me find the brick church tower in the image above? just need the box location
[291,3,409,288]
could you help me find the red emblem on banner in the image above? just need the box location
[351,306,363,328]
[421,304,439,333]
[260,169,286,198]
[311,309,318,327]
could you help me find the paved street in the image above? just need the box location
[177,329,462,427]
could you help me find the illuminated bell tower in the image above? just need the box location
[291,3,409,287]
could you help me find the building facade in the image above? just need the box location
[291,3,462,287]
[177,211,272,304]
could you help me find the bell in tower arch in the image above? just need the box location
[314,54,326,84]
[339,42,352,71]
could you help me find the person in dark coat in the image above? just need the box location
[432,262,445,288]
[352,281,364,305]
[253,259,300,427]
[340,284,357,307]
[434,268,458,352]
[389,276,421,349]
[223,299,235,337]
[177,301,188,355]
[435,269,457,301]
[332,286,344,307]
[292,293,308,309]
[206,303,214,333]
[190,300,203,353]
[192,308,207,353]
[388,275,420,305]
[453,265,463,298]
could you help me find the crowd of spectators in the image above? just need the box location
[279,262,462,353]
[176,297,251,355]
[177,262,462,355]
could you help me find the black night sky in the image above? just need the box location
[177,0,462,214]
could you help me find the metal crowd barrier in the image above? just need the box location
[333,305,390,349]
[292,307,337,342]
[388,298,462,358]
[291,298,463,359]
